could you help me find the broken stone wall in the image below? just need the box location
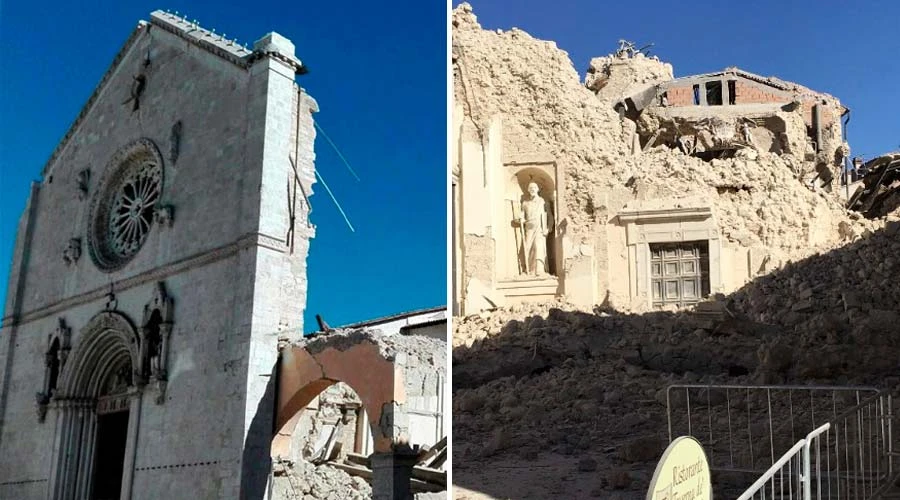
[452,224,899,498]
[287,382,364,464]
[452,2,881,313]
[276,328,447,499]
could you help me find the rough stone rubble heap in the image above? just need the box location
[454,3,890,283]
[452,2,899,498]
[453,224,899,497]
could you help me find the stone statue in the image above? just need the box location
[518,182,549,275]
[741,121,756,148]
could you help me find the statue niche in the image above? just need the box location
[36,318,72,422]
[508,172,556,277]
[139,281,174,404]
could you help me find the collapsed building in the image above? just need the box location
[847,152,900,218]
[272,309,448,499]
[451,2,899,498]
[451,4,891,316]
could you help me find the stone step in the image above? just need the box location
[495,280,559,299]
[496,277,558,289]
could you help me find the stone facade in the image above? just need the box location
[0,11,316,499]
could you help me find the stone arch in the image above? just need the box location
[276,340,400,454]
[56,311,140,399]
[49,310,142,500]
[276,329,446,499]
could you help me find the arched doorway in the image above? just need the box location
[48,311,142,500]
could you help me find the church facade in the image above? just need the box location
[0,11,316,499]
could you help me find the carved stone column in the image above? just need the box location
[120,386,143,500]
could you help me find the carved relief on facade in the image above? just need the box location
[139,281,174,404]
[36,318,72,422]
[154,204,175,227]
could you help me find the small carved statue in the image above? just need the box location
[123,74,147,112]
[741,122,756,148]
[148,328,163,379]
[76,169,90,200]
[141,282,174,404]
[63,238,82,266]
[169,121,182,164]
[518,182,549,276]
[154,205,174,227]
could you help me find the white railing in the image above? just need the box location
[737,424,830,500]
[734,391,896,499]
[804,391,896,499]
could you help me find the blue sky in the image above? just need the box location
[457,0,900,160]
[0,1,447,333]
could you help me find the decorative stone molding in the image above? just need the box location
[86,138,165,272]
[104,288,118,311]
[63,238,82,266]
[55,311,139,399]
[3,231,287,329]
[36,318,72,422]
[76,169,90,200]
[617,204,724,305]
[140,281,174,404]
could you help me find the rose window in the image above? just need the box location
[87,139,164,271]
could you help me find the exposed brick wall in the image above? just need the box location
[801,100,835,130]
[732,81,786,105]
[665,79,789,107]
[666,85,695,106]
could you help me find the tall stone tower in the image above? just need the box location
[0,12,316,499]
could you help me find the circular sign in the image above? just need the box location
[646,436,711,500]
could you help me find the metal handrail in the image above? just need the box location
[737,439,806,500]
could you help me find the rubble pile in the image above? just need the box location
[453,226,900,497]
[729,223,900,382]
[272,460,372,500]
[453,3,881,272]
[452,3,897,497]
[272,460,448,500]
[584,52,674,97]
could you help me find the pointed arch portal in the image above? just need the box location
[48,311,143,500]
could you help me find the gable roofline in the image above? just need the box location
[666,67,793,91]
[41,10,307,178]
[337,306,447,330]
[41,21,148,177]
[667,66,838,99]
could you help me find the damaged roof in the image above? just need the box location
[666,67,846,108]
